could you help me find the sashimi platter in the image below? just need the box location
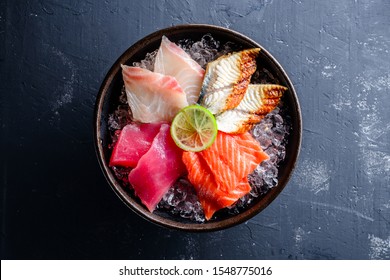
[95,25,301,231]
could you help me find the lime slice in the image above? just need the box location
[171,105,218,152]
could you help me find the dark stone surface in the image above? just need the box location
[1,0,389,259]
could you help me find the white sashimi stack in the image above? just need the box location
[154,36,205,105]
[122,36,205,124]
[121,66,188,123]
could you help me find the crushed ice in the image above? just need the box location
[132,50,158,71]
[108,35,290,222]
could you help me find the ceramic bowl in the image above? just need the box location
[94,24,302,231]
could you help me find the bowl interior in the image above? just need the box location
[94,24,302,231]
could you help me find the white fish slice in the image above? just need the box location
[200,48,260,114]
[121,65,188,123]
[216,84,287,134]
[154,36,205,104]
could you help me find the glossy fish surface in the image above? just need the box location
[216,84,287,134]
[128,124,186,212]
[200,48,260,114]
[122,65,188,123]
[154,36,205,104]
[182,132,269,220]
[109,122,162,167]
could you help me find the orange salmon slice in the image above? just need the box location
[182,132,269,220]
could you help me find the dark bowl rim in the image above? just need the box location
[94,23,302,232]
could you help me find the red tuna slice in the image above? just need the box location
[128,124,186,212]
[109,123,162,168]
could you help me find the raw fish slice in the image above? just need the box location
[201,132,269,191]
[200,133,244,192]
[182,132,267,220]
[230,177,251,199]
[109,123,162,167]
[128,124,186,212]
[182,152,251,220]
[234,132,270,165]
[216,84,286,134]
[154,36,205,104]
[184,152,237,206]
[122,65,188,123]
[200,48,260,114]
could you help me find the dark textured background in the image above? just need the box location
[1,0,389,259]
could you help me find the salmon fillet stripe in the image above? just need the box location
[182,132,269,220]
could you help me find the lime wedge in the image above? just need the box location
[170,105,218,152]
